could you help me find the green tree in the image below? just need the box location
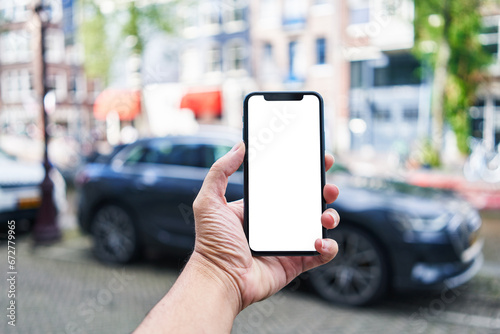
[79,0,111,83]
[78,0,177,84]
[413,0,492,160]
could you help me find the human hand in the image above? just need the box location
[190,141,340,314]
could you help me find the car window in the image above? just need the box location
[123,145,148,165]
[147,141,205,168]
[204,144,243,171]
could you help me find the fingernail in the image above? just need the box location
[329,212,339,227]
[230,142,242,153]
[321,239,325,250]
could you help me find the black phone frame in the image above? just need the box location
[243,91,326,256]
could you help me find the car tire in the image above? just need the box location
[91,204,140,264]
[308,224,388,306]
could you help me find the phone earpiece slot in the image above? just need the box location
[263,92,304,101]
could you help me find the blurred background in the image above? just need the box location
[1,0,500,333]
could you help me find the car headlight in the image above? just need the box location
[391,212,450,232]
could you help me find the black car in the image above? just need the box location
[76,133,483,306]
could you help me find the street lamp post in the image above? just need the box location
[32,0,61,244]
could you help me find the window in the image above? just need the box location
[224,0,244,24]
[349,0,370,25]
[0,30,32,64]
[45,29,65,63]
[0,69,33,103]
[150,142,204,167]
[46,71,67,101]
[204,145,242,170]
[262,43,273,68]
[201,1,220,26]
[403,108,418,121]
[350,61,363,88]
[0,0,29,23]
[372,107,391,121]
[41,0,63,23]
[373,54,421,86]
[227,40,246,71]
[283,0,307,25]
[206,44,222,73]
[316,38,326,64]
[261,43,278,81]
[480,16,499,63]
[68,73,86,101]
[263,43,273,61]
[288,40,297,80]
[123,145,149,165]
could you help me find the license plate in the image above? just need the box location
[17,197,42,210]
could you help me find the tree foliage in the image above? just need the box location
[413,0,492,155]
[78,0,177,83]
[79,0,112,83]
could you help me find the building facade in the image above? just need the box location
[474,5,500,152]
[141,0,255,133]
[0,0,98,165]
[249,0,348,152]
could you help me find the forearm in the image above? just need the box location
[134,253,241,333]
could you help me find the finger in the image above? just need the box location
[302,238,338,272]
[323,184,339,203]
[315,238,338,264]
[325,154,334,171]
[199,142,245,200]
[321,208,340,229]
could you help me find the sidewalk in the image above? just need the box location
[3,226,500,334]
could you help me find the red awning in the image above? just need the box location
[180,90,222,118]
[93,89,141,121]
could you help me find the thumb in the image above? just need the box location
[199,141,245,200]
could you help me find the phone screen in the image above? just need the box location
[244,92,325,254]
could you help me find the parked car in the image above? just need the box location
[0,150,66,234]
[76,133,483,306]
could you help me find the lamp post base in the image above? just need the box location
[33,165,61,244]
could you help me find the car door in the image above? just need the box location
[137,139,209,238]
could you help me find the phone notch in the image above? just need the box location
[263,92,304,101]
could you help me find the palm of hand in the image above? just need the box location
[195,198,315,310]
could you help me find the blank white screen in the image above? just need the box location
[248,94,323,252]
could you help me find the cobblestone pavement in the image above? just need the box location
[1,212,500,334]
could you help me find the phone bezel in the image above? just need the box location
[243,91,326,256]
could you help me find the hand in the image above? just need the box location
[191,141,340,313]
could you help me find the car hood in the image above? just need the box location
[332,176,458,218]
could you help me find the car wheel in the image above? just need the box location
[91,204,140,264]
[308,225,388,306]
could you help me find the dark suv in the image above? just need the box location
[77,133,483,306]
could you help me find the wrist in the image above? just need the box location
[188,251,243,316]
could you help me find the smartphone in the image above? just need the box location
[243,91,326,255]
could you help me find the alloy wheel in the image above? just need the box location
[308,225,387,305]
[91,204,139,264]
